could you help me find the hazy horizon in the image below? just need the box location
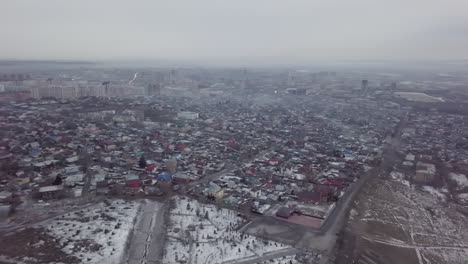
[2,0,468,65]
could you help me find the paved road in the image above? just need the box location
[80,144,93,196]
[125,201,168,264]
[243,119,408,263]
[222,248,300,264]
[324,118,407,264]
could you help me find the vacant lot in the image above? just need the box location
[336,173,468,264]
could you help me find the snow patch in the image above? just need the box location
[391,171,411,187]
[422,186,446,201]
[349,209,358,220]
[43,199,139,263]
[164,196,292,264]
[457,193,468,203]
[449,173,468,189]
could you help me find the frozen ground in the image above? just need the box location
[252,255,299,264]
[41,199,140,264]
[421,186,447,202]
[0,227,80,264]
[163,196,293,264]
[347,172,468,264]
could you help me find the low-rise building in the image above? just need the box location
[38,185,64,199]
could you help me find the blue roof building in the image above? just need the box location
[157,173,171,181]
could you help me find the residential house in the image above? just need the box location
[38,185,64,199]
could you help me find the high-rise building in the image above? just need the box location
[0,73,30,81]
[102,81,110,96]
[38,86,78,99]
[361,79,369,95]
[361,79,368,90]
[29,87,40,99]
[146,84,161,96]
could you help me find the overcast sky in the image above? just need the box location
[2,0,468,65]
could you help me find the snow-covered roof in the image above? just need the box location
[39,185,64,192]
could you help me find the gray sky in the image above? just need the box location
[2,0,468,64]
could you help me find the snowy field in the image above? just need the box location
[163,196,293,264]
[41,199,140,263]
[350,173,468,264]
[256,255,299,264]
